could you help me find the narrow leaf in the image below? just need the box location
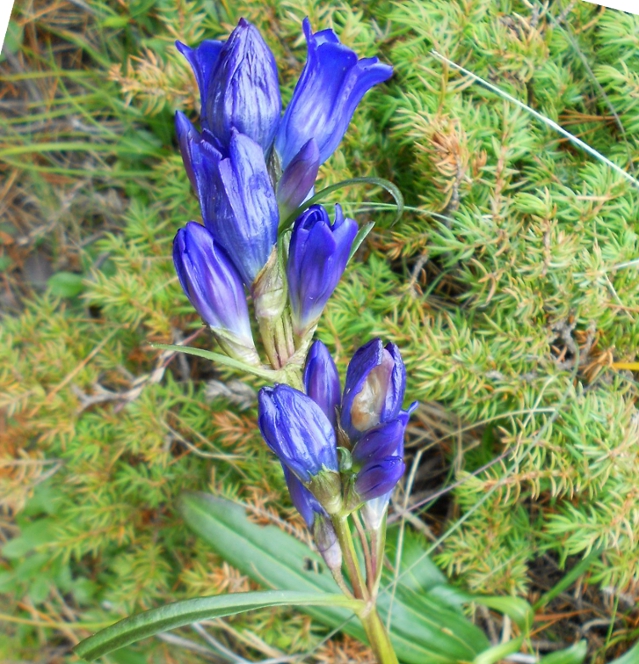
[539,641,588,664]
[279,176,404,233]
[473,636,524,664]
[74,590,362,661]
[150,343,277,381]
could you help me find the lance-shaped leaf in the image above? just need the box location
[74,590,362,661]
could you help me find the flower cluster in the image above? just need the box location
[258,338,417,566]
[172,18,392,369]
[171,17,411,637]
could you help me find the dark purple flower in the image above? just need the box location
[175,115,278,286]
[341,339,406,442]
[276,138,320,219]
[282,464,324,529]
[275,18,393,169]
[354,456,405,502]
[258,384,338,483]
[304,340,341,429]
[177,18,281,151]
[351,413,409,465]
[210,129,279,284]
[287,204,357,336]
[172,222,253,345]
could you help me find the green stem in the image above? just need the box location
[371,516,387,599]
[360,609,399,664]
[331,516,368,601]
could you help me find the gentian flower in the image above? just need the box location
[276,138,320,219]
[282,465,341,571]
[176,116,279,286]
[275,18,393,170]
[304,340,341,428]
[177,18,281,151]
[173,222,255,348]
[341,339,407,442]
[287,204,358,337]
[258,384,338,483]
[355,456,405,501]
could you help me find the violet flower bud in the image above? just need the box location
[258,384,338,484]
[354,456,405,502]
[351,413,409,465]
[276,138,320,219]
[282,466,342,573]
[341,339,406,442]
[304,340,341,429]
[177,18,281,151]
[287,204,357,337]
[275,18,393,169]
[172,222,254,347]
[282,464,324,529]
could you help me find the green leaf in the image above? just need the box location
[473,636,524,664]
[150,343,277,381]
[606,642,639,664]
[539,641,588,664]
[180,493,489,664]
[470,596,534,633]
[47,272,85,298]
[2,520,55,559]
[349,221,375,261]
[279,176,404,233]
[73,590,362,661]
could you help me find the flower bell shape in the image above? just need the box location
[277,138,320,220]
[173,222,254,347]
[177,18,281,151]
[341,339,406,442]
[282,463,325,529]
[258,384,338,484]
[304,340,341,428]
[275,18,393,170]
[361,492,392,532]
[355,456,405,502]
[176,115,279,286]
[351,413,409,466]
[287,204,358,337]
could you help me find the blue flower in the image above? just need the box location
[276,138,320,219]
[354,456,405,502]
[304,340,341,429]
[351,413,409,466]
[275,18,392,170]
[177,18,281,151]
[175,114,279,286]
[173,222,254,346]
[341,339,407,442]
[282,464,325,529]
[287,204,358,337]
[258,384,338,483]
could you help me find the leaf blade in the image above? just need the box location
[74,590,362,661]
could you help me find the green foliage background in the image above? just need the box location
[1,0,638,661]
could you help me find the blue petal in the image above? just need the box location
[287,204,357,334]
[351,414,409,465]
[258,385,338,482]
[340,339,407,441]
[275,18,393,169]
[277,138,320,219]
[304,340,341,428]
[282,465,324,529]
[355,456,405,501]
[210,130,279,284]
[172,222,253,342]
[176,39,224,129]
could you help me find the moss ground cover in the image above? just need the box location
[1,0,638,661]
